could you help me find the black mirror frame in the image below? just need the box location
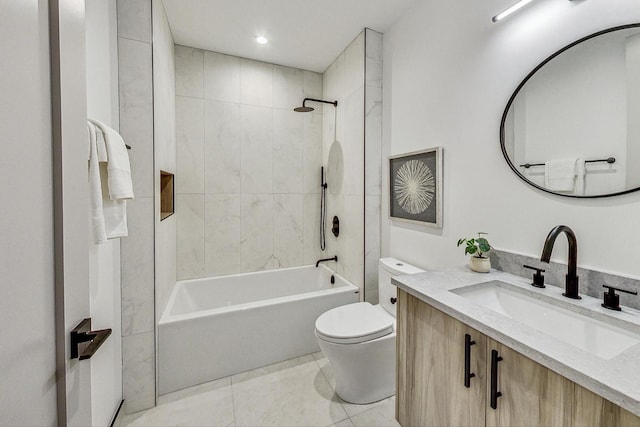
[499,23,640,199]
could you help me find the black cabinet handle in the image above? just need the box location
[464,333,476,388]
[490,349,503,409]
[70,318,112,360]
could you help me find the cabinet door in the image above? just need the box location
[573,383,640,427]
[397,290,487,427]
[485,339,573,427]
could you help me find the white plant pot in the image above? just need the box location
[469,256,491,273]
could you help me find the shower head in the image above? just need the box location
[293,97,338,113]
[294,105,315,113]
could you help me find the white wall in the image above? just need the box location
[382,0,640,277]
[117,0,156,413]
[364,29,383,303]
[0,1,57,425]
[86,0,119,127]
[85,0,123,424]
[323,31,365,291]
[152,0,177,405]
[175,47,324,279]
[626,33,640,188]
[153,0,177,325]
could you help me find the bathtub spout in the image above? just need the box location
[316,256,338,267]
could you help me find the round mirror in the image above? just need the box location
[500,24,640,198]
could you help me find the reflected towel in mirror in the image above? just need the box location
[544,158,576,192]
[575,158,586,195]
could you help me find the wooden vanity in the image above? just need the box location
[396,289,640,427]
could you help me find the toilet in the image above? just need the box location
[314,258,424,404]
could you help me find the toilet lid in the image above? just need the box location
[315,302,394,344]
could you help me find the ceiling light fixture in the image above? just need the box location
[492,0,534,22]
[256,36,268,45]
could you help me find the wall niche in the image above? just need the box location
[160,171,174,220]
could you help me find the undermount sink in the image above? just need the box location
[452,280,640,360]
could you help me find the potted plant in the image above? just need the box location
[457,232,492,273]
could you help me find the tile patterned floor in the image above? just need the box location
[123,353,399,427]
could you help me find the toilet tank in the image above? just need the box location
[379,258,425,316]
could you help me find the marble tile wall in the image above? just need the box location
[175,47,324,279]
[323,31,366,292]
[152,0,176,410]
[492,249,640,310]
[152,0,176,320]
[364,29,383,304]
[117,0,164,414]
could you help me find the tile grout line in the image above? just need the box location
[312,353,354,424]
[200,48,207,277]
[312,354,334,392]
[314,352,397,427]
[230,373,238,427]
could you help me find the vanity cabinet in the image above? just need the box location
[396,289,487,426]
[484,339,572,426]
[396,289,640,427]
[573,386,640,427]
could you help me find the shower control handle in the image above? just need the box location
[332,216,340,237]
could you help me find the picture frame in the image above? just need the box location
[389,147,443,228]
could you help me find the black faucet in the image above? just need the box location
[540,225,581,299]
[316,255,338,268]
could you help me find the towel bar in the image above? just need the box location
[519,157,615,169]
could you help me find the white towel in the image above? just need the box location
[575,158,586,195]
[545,158,576,192]
[89,118,134,200]
[87,119,131,241]
[95,126,108,162]
[88,122,107,244]
[100,167,129,239]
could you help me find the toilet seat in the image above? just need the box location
[315,302,394,344]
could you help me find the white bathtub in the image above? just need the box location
[158,264,359,394]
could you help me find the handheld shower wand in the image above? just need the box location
[320,167,328,251]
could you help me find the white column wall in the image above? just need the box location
[85,0,123,424]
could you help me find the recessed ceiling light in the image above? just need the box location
[256,36,268,45]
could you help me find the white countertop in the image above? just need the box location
[393,267,640,416]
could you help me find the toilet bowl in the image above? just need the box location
[314,258,424,404]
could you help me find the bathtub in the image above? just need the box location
[158,264,359,394]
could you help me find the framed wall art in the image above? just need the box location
[389,147,442,228]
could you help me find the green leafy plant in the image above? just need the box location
[457,232,491,258]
